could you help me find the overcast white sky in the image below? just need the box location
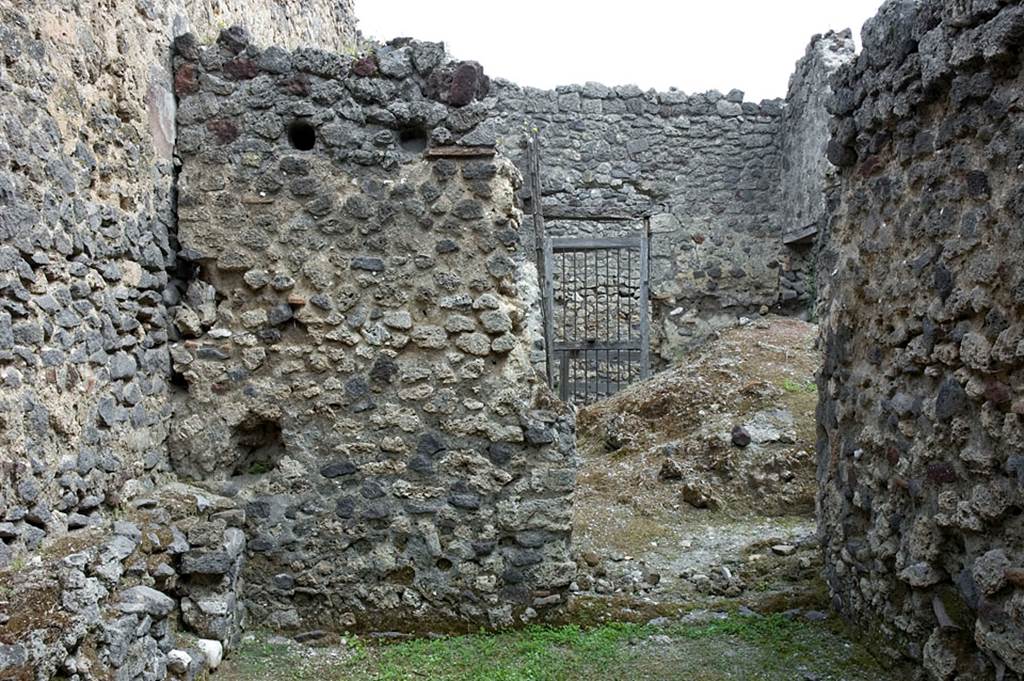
[356,0,882,101]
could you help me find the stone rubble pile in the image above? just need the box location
[0,484,245,680]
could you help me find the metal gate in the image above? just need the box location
[526,132,652,404]
[541,223,651,404]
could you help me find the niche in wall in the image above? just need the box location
[287,119,317,151]
[231,416,285,476]
[398,126,429,154]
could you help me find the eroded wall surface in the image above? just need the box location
[170,36,576,633]
[0,0,357,570]
[0,2,357,677]
[819,0,1024,677]
[777,31,855,313]
[488,83,786,359]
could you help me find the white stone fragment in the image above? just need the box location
[196,638,223,670]
[166,649,191,674]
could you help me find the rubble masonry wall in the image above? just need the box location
[818,0,1024,677]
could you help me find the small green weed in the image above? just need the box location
[247,461,271,475]
[781,377,816,394]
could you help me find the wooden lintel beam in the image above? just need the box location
[425,146,497,158]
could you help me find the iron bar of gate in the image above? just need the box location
[549,237,642,251]
[554,340,640,351]
[615,246,622,395]
[584,250,590,403]
[626,248,630,388]
[560,378,630,395]
[598,249,606,399]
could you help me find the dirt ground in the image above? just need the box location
[569,316,823,612]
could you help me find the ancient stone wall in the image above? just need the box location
[486,83,786,361]
[169,35,576,633]
[777,31,855,314]
[182,0,359,52]
[19,0,1024,676]
[0,0,357,569]
[482,43,851,361]
[818,0,1024,678]
[1,2,357,677]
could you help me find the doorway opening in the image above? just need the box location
[545,223,652,404]
[526,133,822,623]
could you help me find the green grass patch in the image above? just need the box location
[222,614,898,681]
[780,378,816,394]
[360,623,645,681]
